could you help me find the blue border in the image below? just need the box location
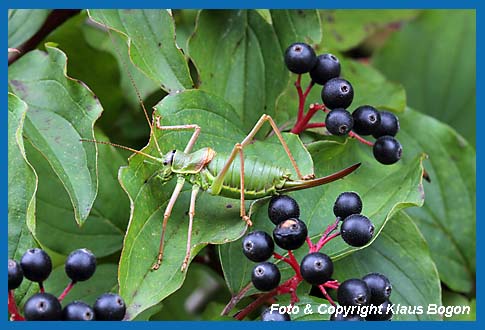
[4,1,481,330]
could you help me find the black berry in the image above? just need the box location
[242,231,274,262]
[341,214,374,247]
[273,218,308,250]
[352,105,381,136]
[65,248,97,282]
[333,191,363,220]
[337,278,371,307]
[251,262,281,291]
[8,259,23,290]
[372,111,400,138]
[373,136,403,165]
[20,248,52,283]
[284,42,317,74]
[365,300,393,321]
[93,293,126,321]
[330,311,364,321]
[62,301,95,321]
[310,53,341,85]
[300,252,333,285]
[321,78,354,110]
[325,108,353,136]
[362,273,392,305]
[268,195,300,225]
[23,292,62,320]
[261,308,291,321]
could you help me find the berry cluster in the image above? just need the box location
[284,42,403,165]
[237,194,384,321]
[8,248,126,321]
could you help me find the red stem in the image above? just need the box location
[315,232,341,252]
[318,284,337,306]
[306,237,314,249]
[304,122,326,129]
[348,131,374,146]
[295,75,304,122]
[311,218,340,252]
[58,281,76,302]
[273,252,300,278]
[38,282,45,293]
[8,290,24,321]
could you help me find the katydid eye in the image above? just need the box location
[163,150,176,166]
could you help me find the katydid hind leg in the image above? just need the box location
[181,185,200,272]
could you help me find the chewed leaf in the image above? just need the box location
[9,45,103,225]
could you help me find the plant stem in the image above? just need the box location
[221,283,252,316]
[38,282,45,293]
[318,284,337,306]
[8,290,24,321]
[315,232,341,252]
[58,281,76,302]
[348,131,374,146]
[305,122,326,129]
[311,218,340,252]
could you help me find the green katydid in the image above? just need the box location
[86,113,360,272]
[83,14,361,273]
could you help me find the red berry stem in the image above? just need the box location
[311,218,340,252]
[8,290,25,321]
[315,232,341,252]
[305,237,315,250]
[38,282,45,293]
[318,284,337,306]
[304,122,326,129]
[295,74,305,122]
[348,131,374,146]
[273,252,300,275]
[58,281,76,302]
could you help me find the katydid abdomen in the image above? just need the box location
[202,155,291,200]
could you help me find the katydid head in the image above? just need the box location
[158,150,176,181]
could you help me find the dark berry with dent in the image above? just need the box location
[365,300,393,321]
[268,195,300,225]
[93,293,126,321]
[65,248,97,282]
[20,248,52,283]
[284,42,317,74]
[341,214,374,247]
[300,252,334,285]
[321,78,354,110]
[352,105,381,136]
[8,259,23,290]
[330,311,364,321]
[310,53,341,85]
[251,262,281,291]
[333,191,363,220]
[373,136,403,165]
[372,111,400,138]
[362,273,392,305]
[23,292,62,320]
[273,218,308,250]
[337,278,371,307]
[242,231,274,262]
[325,108,353,136]
[62,301,95,321]
[261,308,291,321]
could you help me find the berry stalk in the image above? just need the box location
[8,290,25,321]
[58,281,76,302]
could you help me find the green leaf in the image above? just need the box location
[188,10,289,132]
[88,9,193,93]
[320,10,419,51]
[220,137,424,295]
[373,10,476,145]
[8,45,103,225]
[118,89,314,319]
[44,263,118,306]
[441,290,475,321]
[25,130,129,258]
[274,57,406,128]
[400,109,475,293]
[270,10,322,48]
[333,211,442,321]
[8,93,37,257]
[8,93,39,309]
[8,9,51,48]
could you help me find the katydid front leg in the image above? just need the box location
[210,114,315,226]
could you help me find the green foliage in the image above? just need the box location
[8,9,475,322]
[373,10,476,145]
